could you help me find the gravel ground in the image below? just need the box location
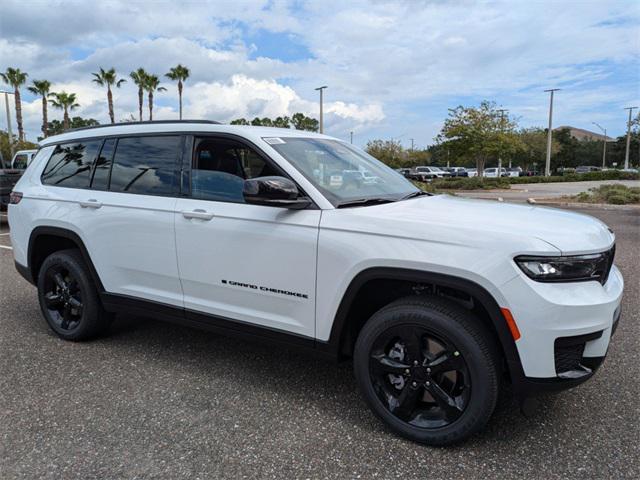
[0,207,638,479]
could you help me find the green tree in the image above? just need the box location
[516,127,560,171]
[46,116,99,137]
[129,68,148,122]
[365,139,405,168]
[165,64,190,120]
[27,80,52,138]
[291,113,318,132]
[230,118,250,125]
[0,130,36,167]
[0,68,28,141]
[436,101,521,176]
[143,74,166,121]
[92,67,126,124]
[49,91,80,131]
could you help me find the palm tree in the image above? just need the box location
[165,64,190,120]
[143,74,166,121]
[49,91,80,131]
[92,67,126,124]
[0,68,28,141]
[129,68,148,122]
[27,80,52,138]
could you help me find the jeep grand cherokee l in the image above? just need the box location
[9,121,623,445]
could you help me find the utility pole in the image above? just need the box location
[624,107,638,170]
[2,91,15,164]
[410,138,414,151]
[350,131,353,144]
[544,89,560,176]
[592,122,608,169]
[315,86,327,134]
[497,109,508,176]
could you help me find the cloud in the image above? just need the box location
[1,0,638,145]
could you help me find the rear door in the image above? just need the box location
[71,135,184,307]
[174,135,320,337]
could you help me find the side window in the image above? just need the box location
[191,137,279,202]
[109,136,180,195]
[12,154,28,170]
[41,140,102,188]
[91,138,116,190]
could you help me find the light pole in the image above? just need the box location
[350,131,353,144]
[497,109,508,175]
[1,90,15,165]
[315,86,327,134]
[624,106,638,170]
[544,88,560,176]
[592,122,608,169]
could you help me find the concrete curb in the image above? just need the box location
[530,199,640,210]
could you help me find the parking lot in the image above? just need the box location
[0,206,638,480]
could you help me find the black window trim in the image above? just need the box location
[39,130,317,208]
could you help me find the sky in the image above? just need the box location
[1,0,639,148]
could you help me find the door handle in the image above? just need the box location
[182,209,214,220]
[79,199,102,209]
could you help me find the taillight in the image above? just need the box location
[9,191,23,204]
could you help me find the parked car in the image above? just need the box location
[411,166,451,181]
[395,168,412,178]
[575,166,601,174]
[483,167,508,178]
[506,167,522,177]
[11,149,38,169]
[443,167,468,177]
[9,121,624,446]
[620,168,639,174]
[466,168,478,177]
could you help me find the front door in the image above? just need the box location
[174,135,320,338]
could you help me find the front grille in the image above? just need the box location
[554,330,603,375]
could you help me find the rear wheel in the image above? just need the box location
[354,296,499,445]
[37,249,111,341]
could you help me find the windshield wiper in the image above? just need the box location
[399,190,432,201]
[336,197,396,208]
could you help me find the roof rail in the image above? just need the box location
[68,119,222,133]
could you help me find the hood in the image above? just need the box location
[325,194,615,255]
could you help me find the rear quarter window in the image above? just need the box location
[41,140,103,188]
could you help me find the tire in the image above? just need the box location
[353,295,499,446]
[37,249,111,341]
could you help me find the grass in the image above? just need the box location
[571,184,640,205]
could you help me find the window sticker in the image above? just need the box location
[263,137,286,145]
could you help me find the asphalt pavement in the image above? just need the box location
[0,206,638,479]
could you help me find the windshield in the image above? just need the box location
[266,137,419,206]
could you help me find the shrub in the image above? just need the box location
[570,184,640,205]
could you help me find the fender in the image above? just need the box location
[319,267,528,392]
[27,226,105,292]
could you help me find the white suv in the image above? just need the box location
[8,121,623,445]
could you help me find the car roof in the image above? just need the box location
[14,149,38,155]
[38,121,331,147]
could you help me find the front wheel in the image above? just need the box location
[353,296,499,445]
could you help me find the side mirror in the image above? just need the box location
[243,176,311,210]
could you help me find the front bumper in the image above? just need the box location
[500,264,623,394]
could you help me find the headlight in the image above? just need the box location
[515,249,614,284]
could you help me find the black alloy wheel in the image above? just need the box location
[354,296,499,445]
[42,265,84,332]
[369,325,471,428]
[37,249,111,341]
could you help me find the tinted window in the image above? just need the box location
[41,141,102,188]
[12,154,28,169]
[190,137,279,202]
[91,138,116,190]
[109,136,180,195]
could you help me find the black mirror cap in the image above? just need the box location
[243,176,311,209]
